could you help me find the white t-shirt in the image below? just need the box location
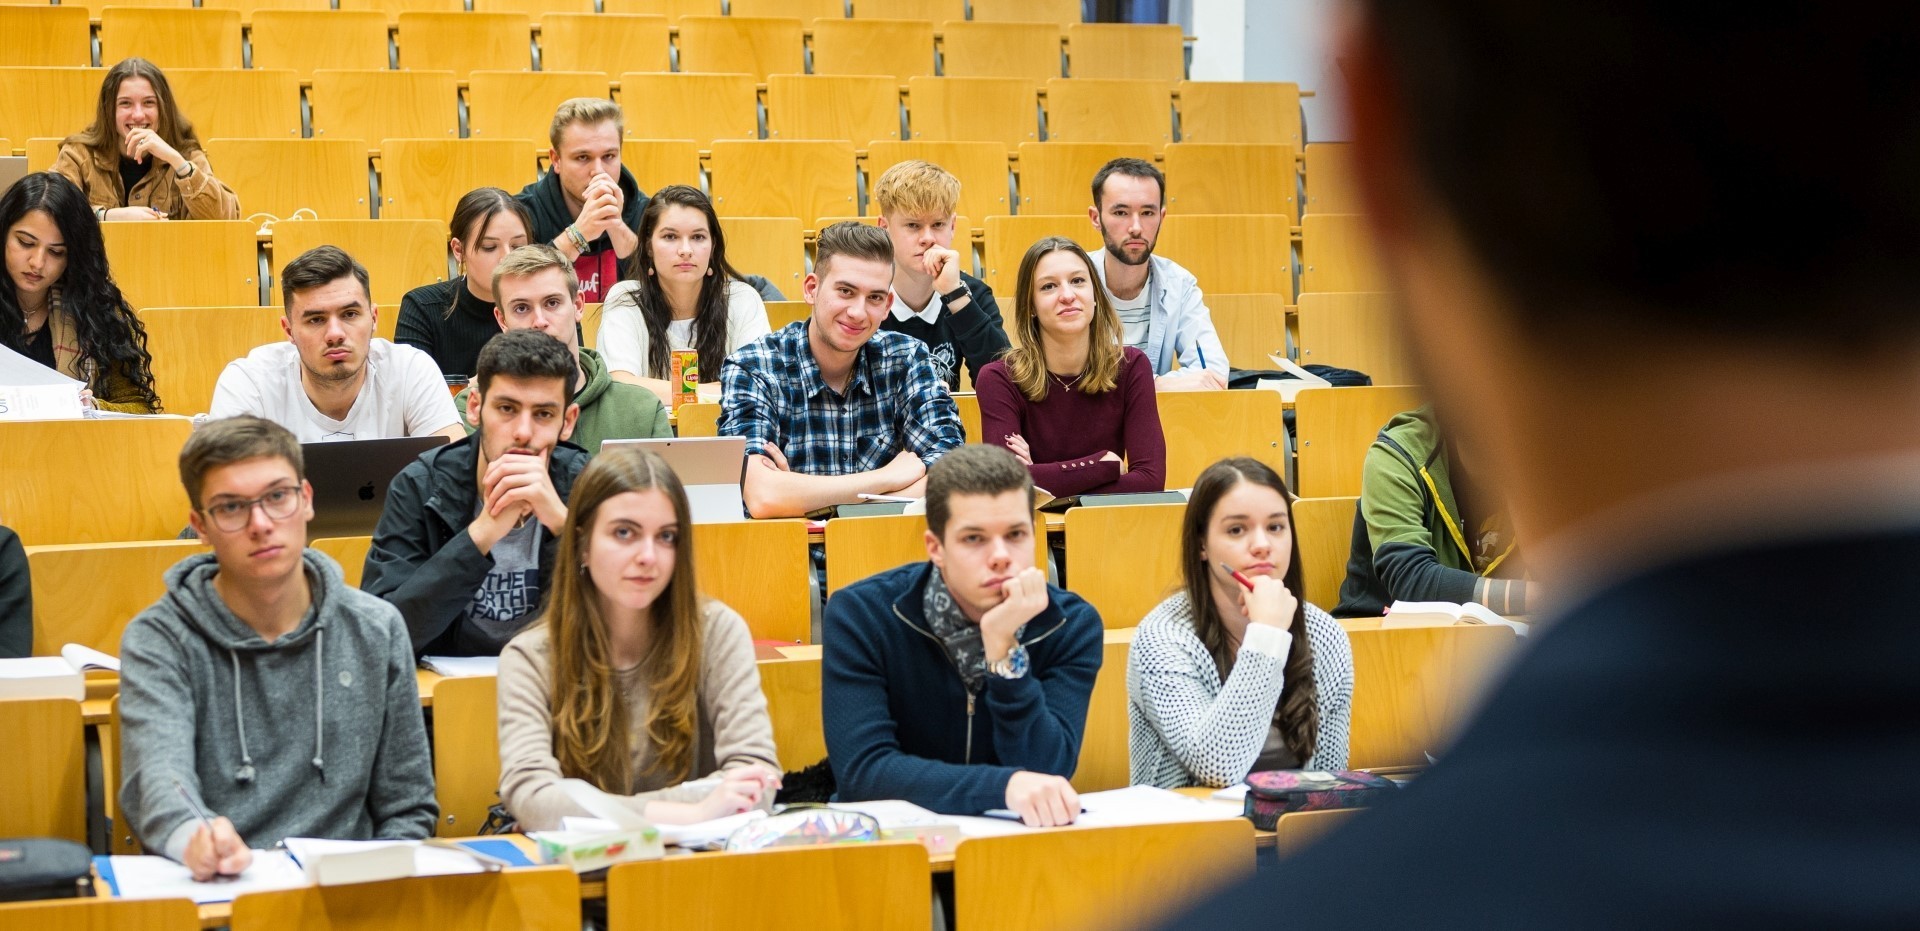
[1109,285,1153,352]
[209,339,461,442]
[596,278,772,378]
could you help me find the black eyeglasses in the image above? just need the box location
[200,485,302,532]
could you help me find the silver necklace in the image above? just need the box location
[1050,369,1085,392]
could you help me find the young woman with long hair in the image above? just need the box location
[1,172,160,413]
[596,185,770,404]
[53,58,239,221]
[496,446,780,830]
[975,236,1165,497]
[1126,457,1354,787]
[396,187,535,378]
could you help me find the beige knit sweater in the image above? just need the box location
[496,600,780,831]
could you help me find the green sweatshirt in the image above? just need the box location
[455,346,670,454]
[1334,405,1529,618]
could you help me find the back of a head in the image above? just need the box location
[813,221,896,278]
[280,245,370,313]
[926,444,1034,537]
[1362,1,1920,354]
[476,327,578,405]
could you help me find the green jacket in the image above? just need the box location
[454,347,670,454]
[1334,405,1527,618]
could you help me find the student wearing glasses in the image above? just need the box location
[118,416,435,880]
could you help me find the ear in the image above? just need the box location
[299,478,316,523]
[450,237,467,264]
[493,306,509,331]
[366,302,378,331]
[876,215,890,231]
[187,507,207,539]
[560,402,580,441]
[923,528,943,566]
[465,385,483,426]
[801,273,819,304]
[1087,203,1100,230]
[279,314,292,341]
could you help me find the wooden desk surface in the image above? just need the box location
[161,793,1292,927]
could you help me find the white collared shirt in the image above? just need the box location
[889,288,944,325]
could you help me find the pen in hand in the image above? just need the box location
[174,779,248,880]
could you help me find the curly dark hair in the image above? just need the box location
[0,172,160,410]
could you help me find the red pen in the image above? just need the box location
[1219,562,1256,591]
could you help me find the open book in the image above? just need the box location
[1384,601,1529,635]
[0,644,121,701]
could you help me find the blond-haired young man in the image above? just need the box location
[872,160,1010,391]
[515,98,645,302]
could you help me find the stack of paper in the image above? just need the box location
[100,851,308,904]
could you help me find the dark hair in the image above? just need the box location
[449,186,534,291]
[625,185,744,380]
[71,58,202,164]
[1362,1,1920,349]
[1091,157,1165,209]
[925,444,1034,537]
[813,220,896,279]
[475,327,577,406]
[0,172,160,411]
[1180,457,1318,763]
[280,245,370,313]
[179,415,304,509]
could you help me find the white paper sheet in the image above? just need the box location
[107,850,307,904]
[420,655,500,677]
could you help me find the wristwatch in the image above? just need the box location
[940,284,971,308]
[987,643,1030,679]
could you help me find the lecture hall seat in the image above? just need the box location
[902,76,1042,153]
[954,821,1255,931]
[102,220,260,308]
[166,69,303,140]
[765,74,903,146]
[937,21,1062,82]
[1074,628,1138,792]
[1156,213,1298,299]
[140,305,287,416]
[809,18,937,80]
[99,8,243,71]
[310,70,461,146]
[1291,384,1426,498]
[396,11,534,79]
[856,0,962,21]
[0,698,88,844]
[1042,77,1177,151]
[249,11,390,80]
[472,0,592,25]
[540,14,670,78]
[1064,502,1184,628]
[0,68,105,151]
[1155,389,1289,489]
[1163,142,1300,221]
[228,868,580,930]
[0,897,199,928]
[269,218,450,309]
[1015,141,1156,214]
[337,0,463,26]
[730,0,843,18]
[968,0,1080,27]
[619,139,703,200]
[1300,213,1390,293]
[715,216,808,296]
[1176,80,1304,148]
[1206,292,1289,373]
[377,138,539,220]
[1291,495,1359,609]
[616,72,759,148]
[1064,23,1185,82]
[1296,291,1418,387]
[606,843,929,930]
[674,16,805,82]
[465,70,612,149]
[0,6,93,67]
[707,140,859,222]
[206,138,370,220]
[1305,141,1363,215]
[979,214,1101,295]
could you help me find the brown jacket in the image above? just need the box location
[52,140,239,220]
[45,292,159,413]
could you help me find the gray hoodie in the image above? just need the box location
[119,550,437,861]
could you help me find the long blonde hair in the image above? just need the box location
[1002,237,1124,403]
[544,447,705,791]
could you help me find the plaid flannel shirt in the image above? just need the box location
[719,321,964,475]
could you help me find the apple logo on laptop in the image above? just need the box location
[358,482,376,502]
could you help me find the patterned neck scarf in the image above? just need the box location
[922,566,1023,694]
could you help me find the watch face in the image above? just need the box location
[1001,643,1031,678]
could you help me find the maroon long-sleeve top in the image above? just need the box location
[975,347,1167,497]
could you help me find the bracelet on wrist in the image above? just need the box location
[940,284,970,307]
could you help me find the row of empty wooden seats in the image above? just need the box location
[0,0,1092,27]
[0,68,1299,159]
[1,7,1182,81]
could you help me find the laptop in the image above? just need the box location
[0,157,28,199]
[600,435,748,523]
[303,436,450,538]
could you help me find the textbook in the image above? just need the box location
[0,645,119,701]
[281,838,512,885]
[1383,601,1529,635]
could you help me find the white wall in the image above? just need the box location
[1183,0,1350,141]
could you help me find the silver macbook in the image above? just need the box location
[303,436,450,539]
[601,435,748,523]
[0,158,28,198]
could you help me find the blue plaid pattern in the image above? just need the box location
[720,321,964,475]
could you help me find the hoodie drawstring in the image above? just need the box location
[312,627,325,783]
[228,649,256,784]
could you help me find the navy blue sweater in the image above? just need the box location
[822,562,1104,815]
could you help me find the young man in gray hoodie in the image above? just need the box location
[119,416,436,880]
